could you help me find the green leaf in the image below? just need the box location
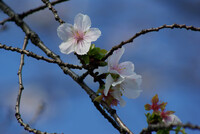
[157,129,170,134]
[90,44,95,50]
[175,126,181,134]
[181,129,187,134]
[146,112,162,124]
[89,47,100,55]
[98,61,108,66]
[100,49,107,55]
[81,55,90,64]
[96,49,107,60]
[89,46,107,60]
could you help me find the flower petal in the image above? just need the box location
[84,28,101,42]
[108,47,125,71]
[112,76,124,87]
[112,89,126,107]
[170,114,181,124]
[118,61,135,76]
[104,74,114,96]
[74,13,91,32]
[121,74,142,99]
[74,40,91,55]
[57,23,73,41]
[163,114,181,125]
[59,38,75,54]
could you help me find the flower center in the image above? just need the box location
[111,65,126,74]
[74,31,84,43]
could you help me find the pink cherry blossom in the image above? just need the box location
[104,47,142,106]
[57,13,101,55]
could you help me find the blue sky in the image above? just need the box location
[0,0,200,134]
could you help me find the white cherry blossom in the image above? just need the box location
[104,47,142,106]
[57,13,101,55]
[162,114,182,125]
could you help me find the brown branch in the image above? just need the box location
[79,71,90,81]
[93,101,121,133]
[41,0,65,24]
[19,0,68,20]
[113,113,133,134]
[102,24,200,61]
[0,17,11,25]
[0,1,133,133]
[140,123,200,134]
[88,70,105,86]
[0,0,68,25]
[0,43,82,69]
[15,35,57,134]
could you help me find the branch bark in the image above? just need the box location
[0,1,132,133]
[0,0,68,25]
[140,123,200,134]
[15,35,57,134]
[0,43,82,69]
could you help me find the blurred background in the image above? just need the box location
[0,0,200,134]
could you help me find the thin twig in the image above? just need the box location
[0,43,82,69]
[0,0,68,25]
[15,36,57,134]
[113,113,133,134]
[41,0,65,24]
[0,17,11,25]
[79,71,90,81]
[88,70,105,86]
[140,123,200,134]
[103,24,200,61]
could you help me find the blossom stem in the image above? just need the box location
[103,24,200,61]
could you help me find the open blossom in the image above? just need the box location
[161,111,182,125]
[104,47,142,106]
[57,13,101,55]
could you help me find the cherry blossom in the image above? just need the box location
[160,109,181,125]
[161,112,182,125]
[57,13,101,55]
[104,47,142,106]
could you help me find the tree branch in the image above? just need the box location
[140,123,200,134]
[102,24,200,61]
[41,0,65,24]
[93,101,122,133]
[0,0,68,25]
[0,1,132,133]
[0,43,82,69]
[15,35,58,134]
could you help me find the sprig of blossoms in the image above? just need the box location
[57,13,101,55]
[96,47,142,107]
[58,14,142,107]
[145,94,185,134]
